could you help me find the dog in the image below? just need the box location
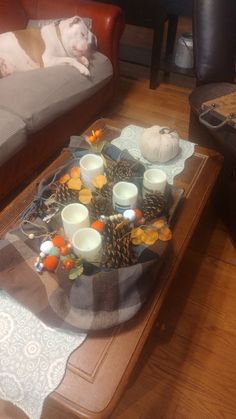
[0,16,96,78]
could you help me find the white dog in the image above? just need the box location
[0,16,96,78]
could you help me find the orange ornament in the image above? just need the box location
[52,235,65,248]
[88,134,97,144]
[91,220,105,233]
[43,255,59,271]
[60,244,70,256]
[95,129,103,138]
[63,258,76,270]
[133,208,143,221]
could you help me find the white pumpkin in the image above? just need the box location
[139,125,180,163]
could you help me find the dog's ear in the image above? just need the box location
[84,18,92,31]
[70,16,81,26]
[91,33,97,48]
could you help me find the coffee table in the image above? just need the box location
[0,118,223,419]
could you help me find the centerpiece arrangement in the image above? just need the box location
[24,128,173,281]
[1,124,184,331]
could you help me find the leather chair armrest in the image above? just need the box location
[21,0,125,77]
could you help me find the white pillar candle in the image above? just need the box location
[61,203,90,240]
[80,154,104,188]
[72,228,102,262]
[142,168,167,197]
[112,181,138,213]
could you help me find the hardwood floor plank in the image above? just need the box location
[109,65,236,417]
[112,245,236,419]
[107,78,192,139]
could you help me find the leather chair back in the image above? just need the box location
[193,0,236,84]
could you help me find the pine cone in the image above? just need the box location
[102,217,137,268]
[90,183,114,219]
[54,183,78,204]
[100,183,113,201]
[106,160,134,182]
[142,192,167,221]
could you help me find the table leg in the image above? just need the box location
[165,14,179,58]
[150,18,165,89]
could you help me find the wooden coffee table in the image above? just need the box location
[0,119,223,419]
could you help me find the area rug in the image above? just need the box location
[0,290,86,419]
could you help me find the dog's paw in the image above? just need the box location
[0,58,13,77]
[80,66,90,77]
[80,56,89,68]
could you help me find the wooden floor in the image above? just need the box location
[106,22,236,419]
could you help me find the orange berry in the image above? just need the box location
[91,220,105,233]
[88,135,97,144]
[134,208,143,221]
[63,258,76,270]
[43,255,59,272]
[95,129,103,138]
[52,235,65,248]
[60,245,70,256]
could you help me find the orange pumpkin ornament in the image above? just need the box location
[52,235,65,248]
[94,128,103,138]
[88,134,97,144]
[43,255,59,271]
[63,258,76,270]
[91,220,105,233]
[133,208,143,221]
[60,245,70,256]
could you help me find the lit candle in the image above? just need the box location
[61,203,90,240]
[112,181,138,213]
[72,228,102,262]
[80,154,104,188]
[142,168,167,197]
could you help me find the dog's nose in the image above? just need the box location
[89,33,97,48]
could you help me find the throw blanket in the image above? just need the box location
[0,226,168,331]
[0,139,171,332]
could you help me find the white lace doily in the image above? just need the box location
[0,290,86,419]
[112,125,195,184]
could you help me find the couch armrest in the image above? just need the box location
[20,0,125,80]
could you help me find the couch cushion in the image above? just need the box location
[0,109,27,166]
[0,52,112,133]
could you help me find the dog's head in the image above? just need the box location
[59,16,97,58]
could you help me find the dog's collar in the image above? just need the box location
[55,22,69,55]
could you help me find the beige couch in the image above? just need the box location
[0,0,124,203]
